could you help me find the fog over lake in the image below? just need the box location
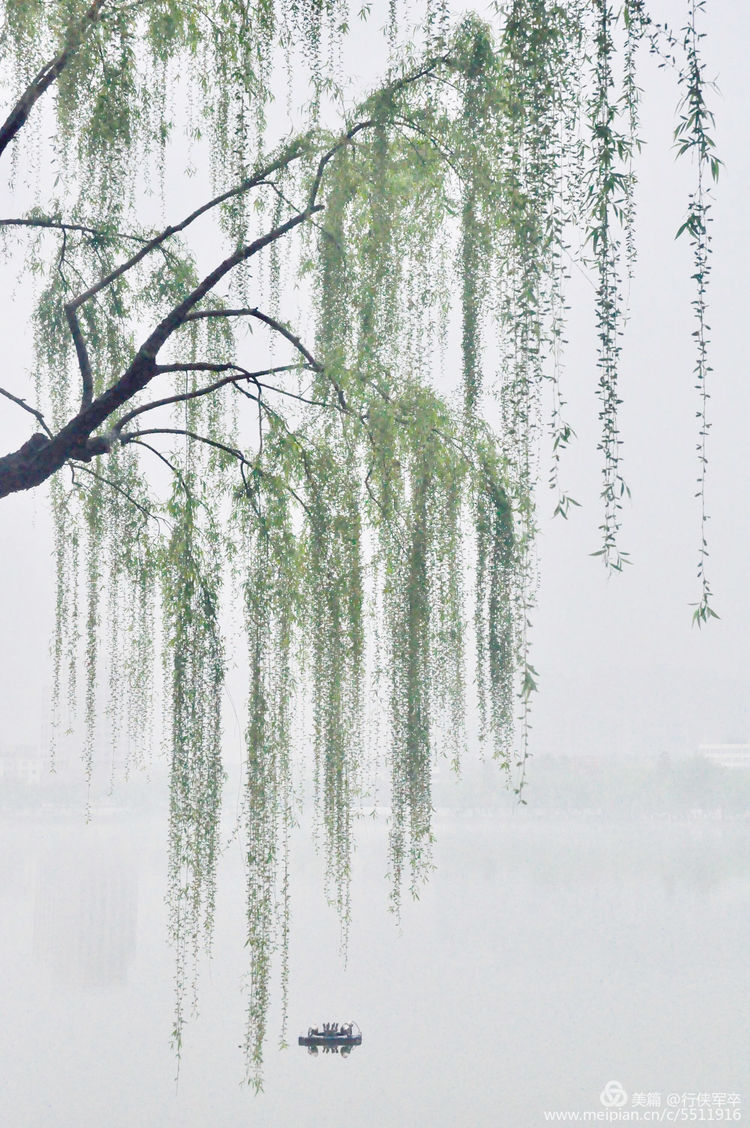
[1,780,748,1126]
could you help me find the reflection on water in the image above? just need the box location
[33,844,137,986]
[304,1042,357,1056]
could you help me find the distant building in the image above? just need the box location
[0,744,43,785]
[699,743,750,770]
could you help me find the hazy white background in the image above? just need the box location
[0,2,748,1125]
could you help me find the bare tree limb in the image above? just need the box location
[112,362,305,433]
[121,427,253,468]
[182,307,323,371]
[71,461,161,526]
[0,216,155,244]
[0,386,53,437]
[65,303,94,408]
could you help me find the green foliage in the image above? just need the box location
[241,467,297,1089]
[0,0,719,1086]
[163,478,225,1052]
[674,0,720,627]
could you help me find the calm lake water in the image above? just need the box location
[1,807,748,1126]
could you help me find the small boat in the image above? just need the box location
[298,1021,362,1050]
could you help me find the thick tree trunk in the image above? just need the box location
[0,429,113,498]
[0,433,59,497]
[0,354,158,499]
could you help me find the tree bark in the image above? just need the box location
[0,355,157,499]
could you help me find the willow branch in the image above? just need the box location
[0,56,450,499]
[112,362,304,433]
[253,381,330,409]
[0,217,154,244]
[303,53,449,208]
[183,309,352,414]
[66,145,309,314]
[121,427,253,467]
[155,361,302,377]
[0,386,53,437]
[134,206,324,365]
[393,117,465,183]
[71,462,161,526]
[183,307,323,371]
[61,59,449,419]
[65,304,94,408]
[126,437,192,497]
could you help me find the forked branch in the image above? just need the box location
[113,362,305,433]
[0,54,453,500]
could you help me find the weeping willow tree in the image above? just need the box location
[0,0,719,1088]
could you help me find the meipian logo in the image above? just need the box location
[600,1080,628,1108]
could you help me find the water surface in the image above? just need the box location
[1,809,747,1126]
